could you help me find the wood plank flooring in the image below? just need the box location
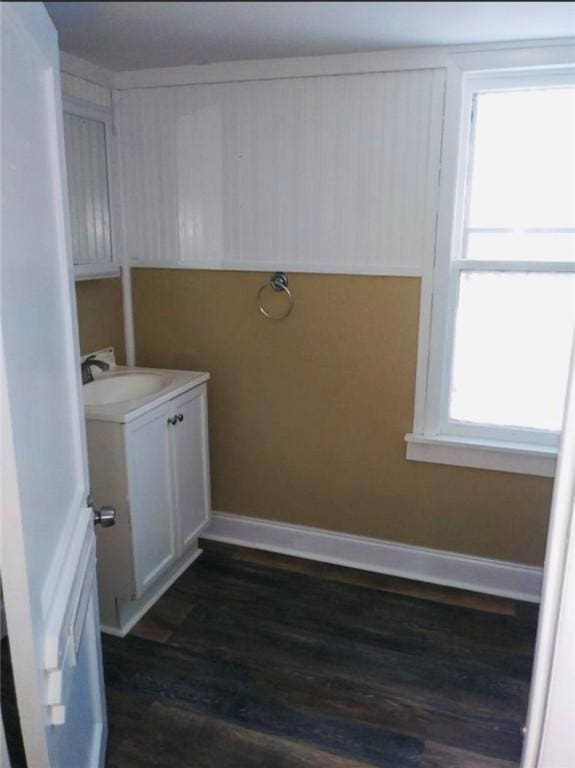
[2,541,538,767]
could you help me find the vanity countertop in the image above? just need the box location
[84,366,210,424]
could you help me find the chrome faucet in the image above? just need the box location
[81,355,110,384]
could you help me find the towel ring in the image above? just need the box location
[257,272,294,321]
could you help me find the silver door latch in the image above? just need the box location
[87,495,116,527]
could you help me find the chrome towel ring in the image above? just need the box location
[257,272,294,321]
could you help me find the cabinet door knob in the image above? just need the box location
[177,413,184,422]
[167,415,178,426]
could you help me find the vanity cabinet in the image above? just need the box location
[86,377,210,635]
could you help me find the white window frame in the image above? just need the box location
[406,46,575,478]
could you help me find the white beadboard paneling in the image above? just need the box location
[61,72,112,110]
[63,113,113,266]
[117,68,445,275]
[177,107,223,263]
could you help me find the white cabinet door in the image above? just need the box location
[126,404,177,595]
[1,4,106,766]
[170,385,211,552]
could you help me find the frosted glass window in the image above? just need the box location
[450,272,575,431]
[413,72,575,467]
[466,231,575,263]
[467,88,575,232]
[444,83,575,442]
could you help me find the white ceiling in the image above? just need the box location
[45,2,575,72]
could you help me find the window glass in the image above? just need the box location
[467,88,575,232]
[466,231,575,262]
[450,271,575,431]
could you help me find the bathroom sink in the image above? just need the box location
[83,372,168,406]
[83,366,210,423]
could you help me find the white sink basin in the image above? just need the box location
[84,372,168,406]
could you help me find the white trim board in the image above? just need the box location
[405,433,556,478]
[60,51,113,89]
[129,262,423,278]
[203,512,543,603]
[113,39,575,90]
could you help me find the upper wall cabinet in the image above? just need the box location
[116,68,445,276]
[63,101,119,280]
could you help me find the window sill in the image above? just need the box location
[405,433,556,477]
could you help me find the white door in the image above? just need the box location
[1,4,107,767]
[521,337,575,768]
[171,387,211,551]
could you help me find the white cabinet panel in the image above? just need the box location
[126,404,177,593]
[170,386,211,551]
[117,68,445,275]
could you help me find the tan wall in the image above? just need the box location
[75,278,126,364]
[132,269,553,566]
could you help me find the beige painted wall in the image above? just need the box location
[75,277,126,364]
[132,268,553,566]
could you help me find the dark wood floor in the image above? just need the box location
[3,541,538,767]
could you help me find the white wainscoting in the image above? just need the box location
[203,512,543,602]
[116,67,445,275]
[63,112,113,267]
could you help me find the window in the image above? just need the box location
[407,65,575,477]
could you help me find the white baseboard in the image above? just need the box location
[203,513,543,603]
